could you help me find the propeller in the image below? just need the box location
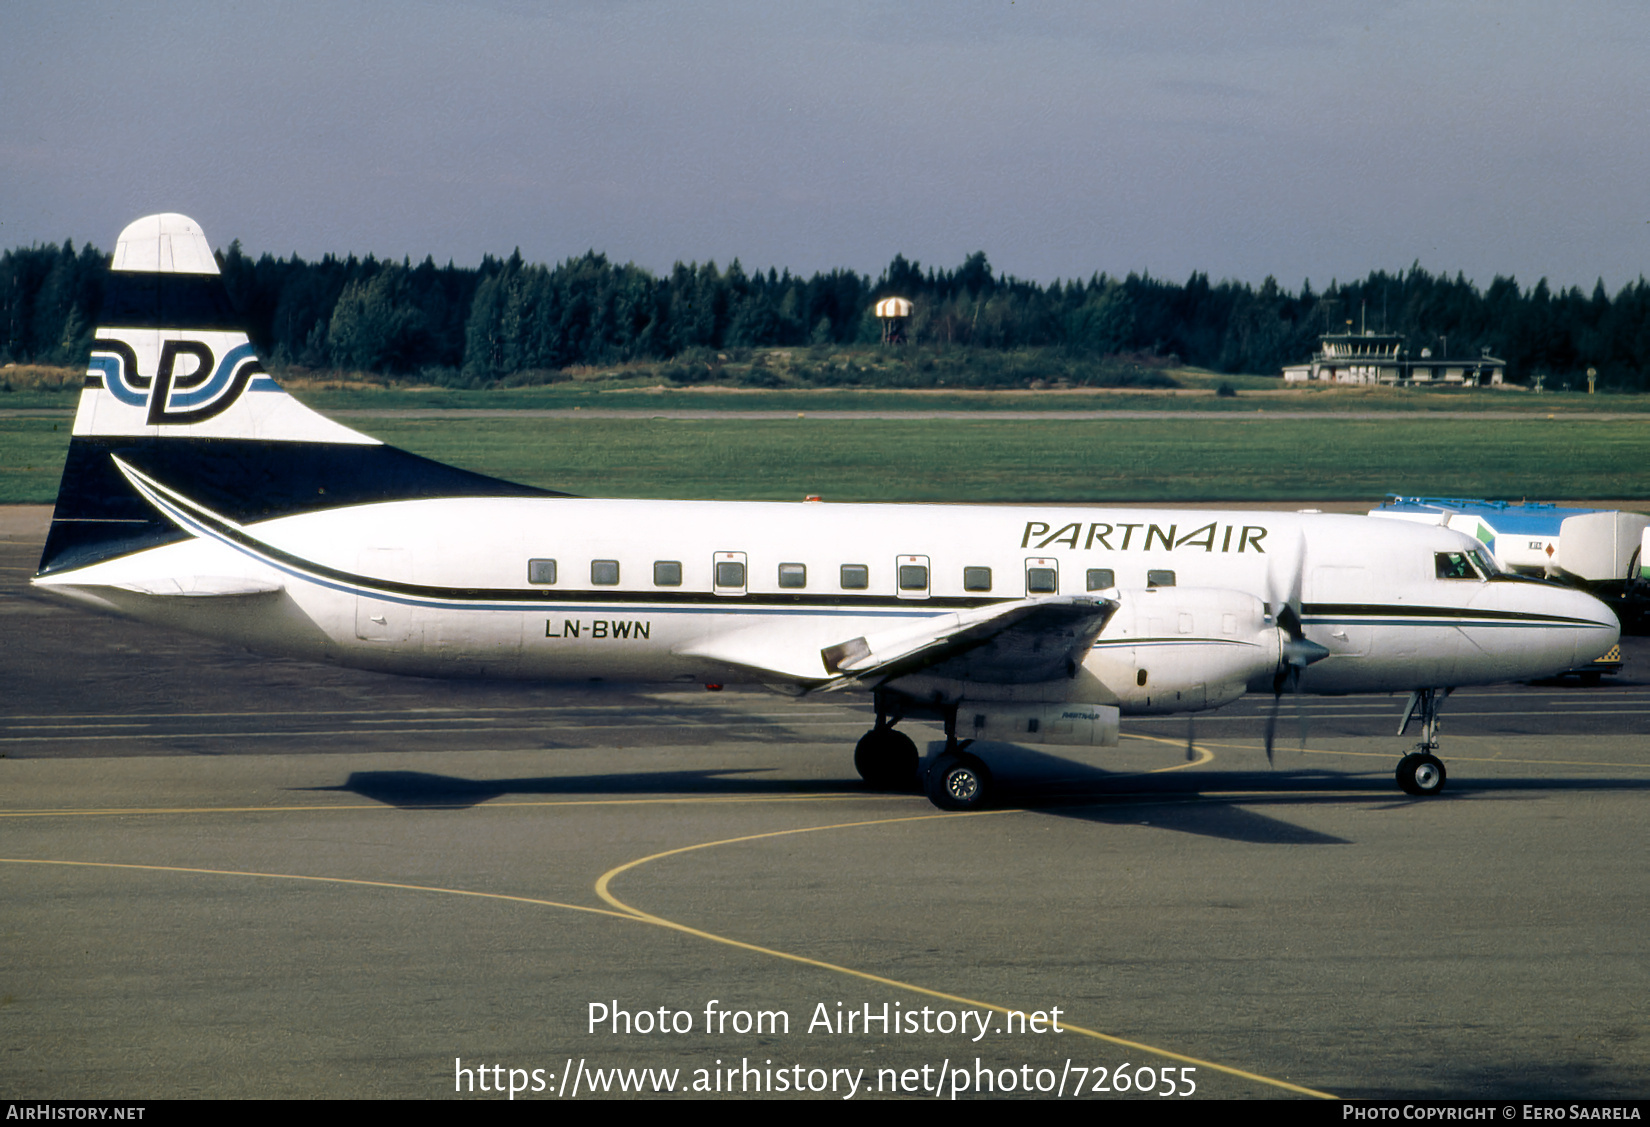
[1263,529,1329,764]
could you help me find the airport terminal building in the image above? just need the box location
[1282,330,1506,386]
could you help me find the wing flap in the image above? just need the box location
[817,595,1117,691]
[675,595,1116,691]
[675,622,844,683]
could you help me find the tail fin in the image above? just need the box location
[38,214,549,578]
[81,213,374,444]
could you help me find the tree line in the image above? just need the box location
[5,236,1650,389]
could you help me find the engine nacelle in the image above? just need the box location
[1083,587,1281,714]
[962,703,1121,747]
[885,588,1284,724]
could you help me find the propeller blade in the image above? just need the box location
[1264,688,1281,765]
[1265,527,1307,630]
[1261,527,1314,769]
[1186,712,1196,761]
[1293,661,1308,750]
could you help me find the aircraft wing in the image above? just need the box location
[815,595,1117,691]
[676,595,1116,691]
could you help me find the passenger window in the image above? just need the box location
[1435,552,1477,580]
[1086,568,1115,591]
[653,561,682,587]
[963,566,992,592]
[1146,569,1176,588]
[896,555,931,599]
[840,564,869,590]
[713,551,747,595]
[591,560,619,585]
[778,563,806,588]
[1025,564,1058,594]
[527,558,556,585]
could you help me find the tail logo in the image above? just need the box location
[90,338,265,425]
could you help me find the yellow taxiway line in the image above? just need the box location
[593,811,1338,1099]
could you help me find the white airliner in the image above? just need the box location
[33,215,1621,809]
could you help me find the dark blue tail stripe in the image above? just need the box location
[38,437,566,576]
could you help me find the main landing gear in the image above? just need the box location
[925,747,993,812]
[853,725,918,791]
[1395,687,1450,797]
[855,693,995,811]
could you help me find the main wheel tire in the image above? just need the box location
[925,751,993,811]
[854,728,920,791]
[1396,752,1447,797]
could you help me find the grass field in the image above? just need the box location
[3,413,1646,505]
[6,385,1648,414]
[303,384,1650,414]
[6,361,1650,413]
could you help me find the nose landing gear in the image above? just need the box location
[1396,751,1447,796]
[1395,687,1451,796]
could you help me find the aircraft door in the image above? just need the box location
[1024,557,1059,596]
[896,555,930,599]
[713,551,747,596]
[354,548,420,643]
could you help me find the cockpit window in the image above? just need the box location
[1435,551,1487,580]
[1470,548,1500,577]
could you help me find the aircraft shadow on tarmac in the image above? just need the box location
[307,767,845,808]
[1342,1056,1650,1102]
[311,763,1352,845]
[310,736,1650,847]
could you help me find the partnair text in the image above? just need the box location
[1021,521,1269,553]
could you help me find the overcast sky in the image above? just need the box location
[4,2,1646,290]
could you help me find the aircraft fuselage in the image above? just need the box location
[41,494,1618,713]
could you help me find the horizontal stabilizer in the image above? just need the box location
[113,576,283,598]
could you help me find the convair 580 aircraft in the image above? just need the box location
[34,215,1621,809]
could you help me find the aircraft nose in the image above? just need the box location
[1515,583,1618,665]
[1567,588,1621,664]
[1466,580,1619,679]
